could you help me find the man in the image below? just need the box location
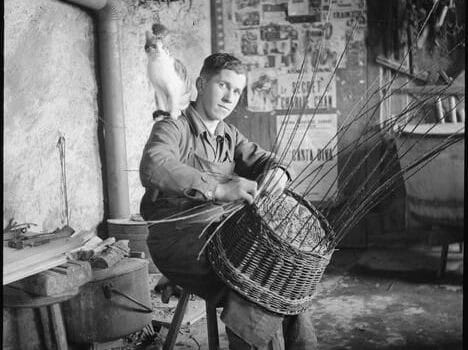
[140,53,317,349]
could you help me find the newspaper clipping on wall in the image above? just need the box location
[222,0,367,113]
[276,113,338,202]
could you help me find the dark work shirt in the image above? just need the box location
[139,103,289,202]
[140,104,306,348]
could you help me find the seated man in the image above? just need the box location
[139,53,318,349]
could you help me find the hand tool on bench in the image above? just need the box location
[8,226,75,249]
[3,219,38,241]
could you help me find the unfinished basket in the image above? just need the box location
[207,190,333,315]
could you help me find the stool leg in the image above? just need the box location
[49,304,68,350]
[437,243,449,279]
[39,307,54,350]
[206,302,219,350]
[164,290,190,350]
[16,308,38,350]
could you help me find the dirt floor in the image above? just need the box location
[143,243,463,350]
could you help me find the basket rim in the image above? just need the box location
[250,189,335,257]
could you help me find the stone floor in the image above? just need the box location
[147,243,463,350]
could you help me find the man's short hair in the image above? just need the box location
[199,53,246,81]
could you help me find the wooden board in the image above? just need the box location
[3,230,95,285]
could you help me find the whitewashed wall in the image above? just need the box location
[3,0,211,233]
[120,0,211,215]
[4,0,102,232]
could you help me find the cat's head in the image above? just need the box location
[145,33,168,56]
[144,23,170,55]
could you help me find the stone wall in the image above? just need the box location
[3,0,211,233]
[4,0,101,232]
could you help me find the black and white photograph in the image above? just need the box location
[3,0,465,349]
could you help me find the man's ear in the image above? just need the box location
[196,77,205,94]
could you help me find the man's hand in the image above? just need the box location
[258,168,289,199]
[214,177,258,204]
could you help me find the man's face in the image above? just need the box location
[197,69,247,121]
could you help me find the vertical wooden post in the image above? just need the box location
[163,290,190,350]
[49,303,69,350]
[206,301,220,350]
[438,243,449,279]
[39,307,54,350]
[435,97,445,123]
[448,96,457,122]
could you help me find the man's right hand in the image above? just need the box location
[214,177,258,204]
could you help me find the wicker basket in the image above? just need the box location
[207,191,333,315]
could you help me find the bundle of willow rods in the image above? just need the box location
[257,0,464,250]
[256,192,329,254]
[146,0,464,315]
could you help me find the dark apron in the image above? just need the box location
[145,137,235,300]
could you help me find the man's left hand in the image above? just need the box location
[258,168,289,199]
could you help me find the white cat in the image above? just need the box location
[145,24,195,121]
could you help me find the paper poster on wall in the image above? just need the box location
[323,0,367,68]
[262,3,288,23]
[276,113,338,202]
[234,0,261,10]
[275,71,337,110]
[302,22,339,70]
[287,0,321,21]
[247,69,279,112]
[287,0,309,17]
[232,0,262,27]
[240,29,261,56]
[220,0,366,110]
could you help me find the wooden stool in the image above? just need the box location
[4,285,79,350]
[163,289,221,350]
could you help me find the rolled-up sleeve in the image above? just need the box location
[232,126,293,181]
[139,120,218,199]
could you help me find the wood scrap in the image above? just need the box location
[90,240,130,269]
[69,237,115,261]
[376,55,428,82]
[92,238,117,255]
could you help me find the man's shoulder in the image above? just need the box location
[152,114,191,134]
